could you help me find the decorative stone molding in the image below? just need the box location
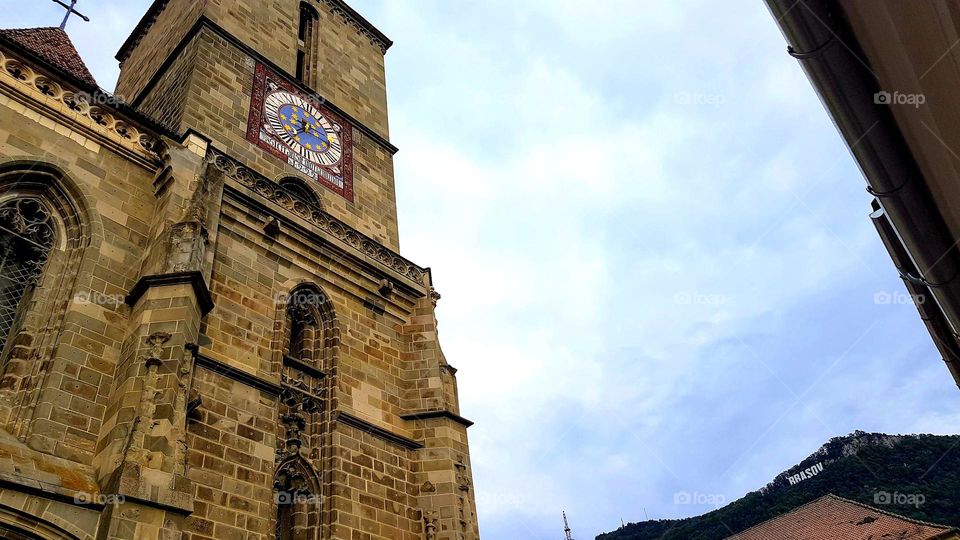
[287,303,317,328]
[280,410,307,457]
[322,0,392,54]
[173,345,196,476]
[423,511,439,540]
[0,48,164,166]
[116,334,169,467]
[279,372,323,414]
[145,331,171,363]
[455,456,472,492]
[333,410,423,450]
[166,220,207,273]
[274,458,315,500]
[207,147,427,285]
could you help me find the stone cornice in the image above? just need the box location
[334,411,423,450]
[208,147,428,290]
[0,46,165,170]
[321,0,393,54]
[195,351,283,396]
[125,271,215,315]
[401,410,475,428]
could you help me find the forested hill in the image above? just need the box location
[596,431,960,540]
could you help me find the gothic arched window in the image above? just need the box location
[275,285,335,540]
[279,177,321,209]
[0,199,54,357]
[274,457,320,540]
[297,3,320,85]
[283,285,337,369]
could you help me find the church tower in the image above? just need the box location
[0,1,479,539]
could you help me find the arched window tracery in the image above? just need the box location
[0,198,55,358]
[279,177,322,210]
[274,284,337,540]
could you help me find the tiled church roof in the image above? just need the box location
[726,494,958,540]
[0,27,97,87]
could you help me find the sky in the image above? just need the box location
[3,1,960,539]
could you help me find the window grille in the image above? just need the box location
[0,199,54,352]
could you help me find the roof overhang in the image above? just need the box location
[765,0,960,388]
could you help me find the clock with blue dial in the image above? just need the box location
[263,90,343,168]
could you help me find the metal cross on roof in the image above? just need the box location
[51,0,90,30]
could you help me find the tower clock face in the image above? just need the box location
[246,63,354,201]
[264,91,343,168]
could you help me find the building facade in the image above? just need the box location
[0,1,479,539]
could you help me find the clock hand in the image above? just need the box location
[291,119,314,137]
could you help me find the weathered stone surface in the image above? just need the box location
[0,0,479,538]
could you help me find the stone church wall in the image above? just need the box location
[0,0,482,536]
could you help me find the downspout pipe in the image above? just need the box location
[765,0,960,348]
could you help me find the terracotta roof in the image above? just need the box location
[0,27,97,87]
[726,495,958,540]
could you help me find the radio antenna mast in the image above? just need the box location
[563,511,574,540]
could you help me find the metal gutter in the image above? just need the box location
[871,202,960,387]
[765,0,960,385]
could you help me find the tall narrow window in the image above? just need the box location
[286,303,317,364]
[275,285,334,540]
[0,199,54,354]
[297,3,319,86]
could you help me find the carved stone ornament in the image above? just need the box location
[423,511,439,540]
[0,199,54,250]
[455,456,472,492]
[274,460,313,503]
[378,278,394,297]
[0,48,164,162]
[287,303,316,326]
[145,332,171,364]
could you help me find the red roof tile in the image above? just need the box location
[0,27,97,87]
[726,495,957,540]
